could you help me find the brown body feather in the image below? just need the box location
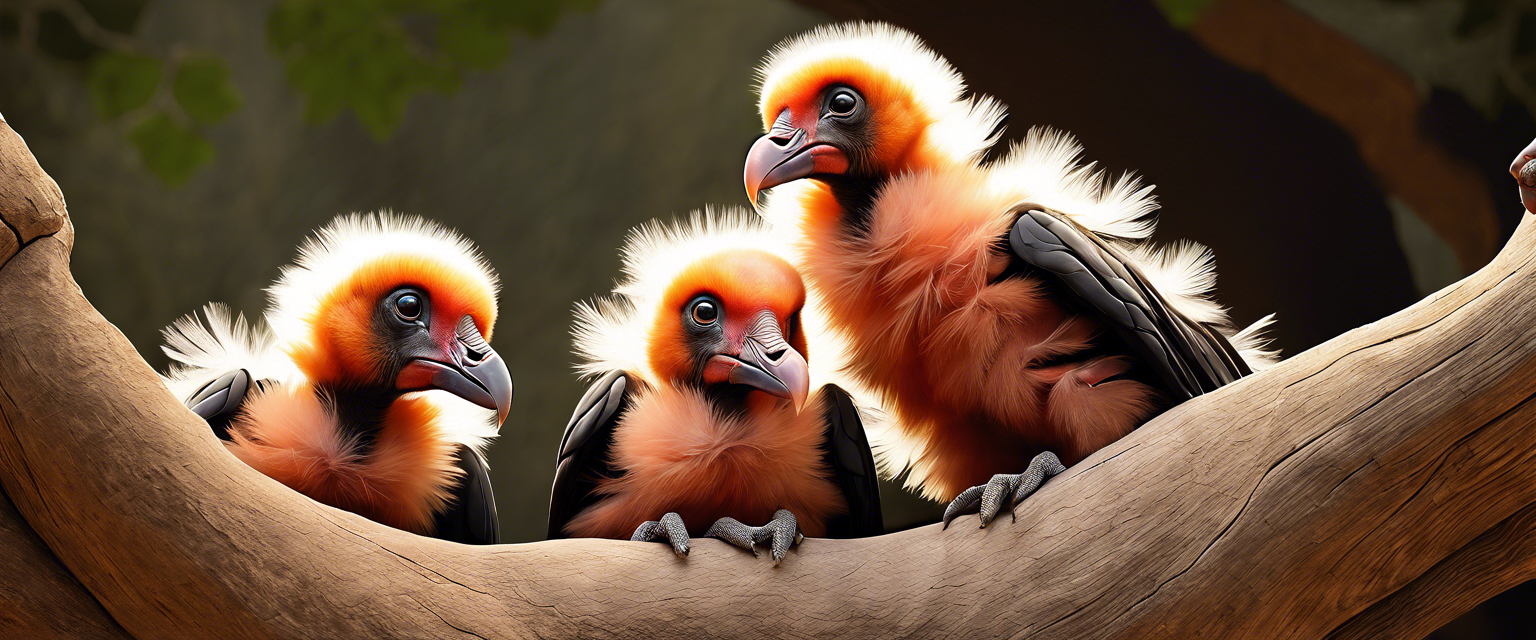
[789,169,1160,501]
[565,386,845,539]
[227,386,463,535]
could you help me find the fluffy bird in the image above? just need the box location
[161,213,512,544]
[744,23,1276,527]
[546,211,882,564]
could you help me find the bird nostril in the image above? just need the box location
[765,349,787,362]
[769,134,794,147]
[463,345,487,364]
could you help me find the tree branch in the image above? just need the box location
[1,116,1535,637]
[0,490,131,638]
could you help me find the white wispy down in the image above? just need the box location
[160,212,502,453]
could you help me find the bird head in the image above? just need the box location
[649,249,810,413]
[572,210,811,414]
[745,22,1005,205]
[267,213,514,426]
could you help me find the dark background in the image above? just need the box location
[1,0,1533,636]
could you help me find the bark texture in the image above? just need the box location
[1,120,1536,637]
[0,491,130,639]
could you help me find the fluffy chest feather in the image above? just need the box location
[795,170,1066,401]
[567,386,844,538]
[225,385,462,535]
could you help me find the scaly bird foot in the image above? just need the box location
[704,509,804,566]
[629,512,691,557]
[943,451,1066,529]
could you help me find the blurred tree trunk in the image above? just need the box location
[1185,0,1499,272]
[5,112,1536,637]
[792,0,1517,356]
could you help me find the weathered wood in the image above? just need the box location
[0,491,131,639]
[1327,501,1536,640]
[0,112,69,263]
[0,121,1534,638]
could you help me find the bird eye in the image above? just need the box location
[691,300,718,325]
[395,294,421,320]
[827,89,858,117]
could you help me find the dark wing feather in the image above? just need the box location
[817,385,884,538]
[433,445,498,545]
[546,370,631,540]
[182,369,272,440]
[1008,207,1250,402]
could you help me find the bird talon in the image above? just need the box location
[630,512,692,558]
[704,510,803,565]
[946,452,1066,531]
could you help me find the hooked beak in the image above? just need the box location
[744,109,849,207]
[701,313,810,413]
[396,315,514,426]
[1511,137,1536,213]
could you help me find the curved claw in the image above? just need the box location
[630,512,691,557]
[703,516,759,557]
[942,451,1067,530]
[943,484,984,529]
[705,509,804,565]
[978,473,1022,528]
[758,509,799,565]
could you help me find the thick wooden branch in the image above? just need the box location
[0,490,130,638]
[1,117,1535,638]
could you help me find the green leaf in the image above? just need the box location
[129,112,214,185]
[173,57,242,124]
[352,84,413,141]
[265,0,595,141]
[1155,0,1217,28]
[87,52,161,119]
[439,13,510,69]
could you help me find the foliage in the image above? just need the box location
[2,0,594,185]
[84,52,241,185]
[172,57,243,125]
[128,113,215,186]
[86,52,160,118]
[1154,0,1217,28]
[266,0,598,141]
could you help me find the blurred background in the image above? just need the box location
[1,0,1533,636]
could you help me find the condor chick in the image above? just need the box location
[546,211,881,564]
[746,23,1276,527]
[162,213,511,544]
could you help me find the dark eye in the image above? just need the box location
[395,294,421,320]
[827,89,858,117]
[691,300,718,325]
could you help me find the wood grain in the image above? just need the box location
[0,121,1534,638]
[0,491,130,639]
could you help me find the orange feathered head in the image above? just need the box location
[573,209,812,413]
[745,22,1005,203]
[266,212,513,423]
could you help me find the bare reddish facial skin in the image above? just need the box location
[568,249,843,539]
[237,253,499,535]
